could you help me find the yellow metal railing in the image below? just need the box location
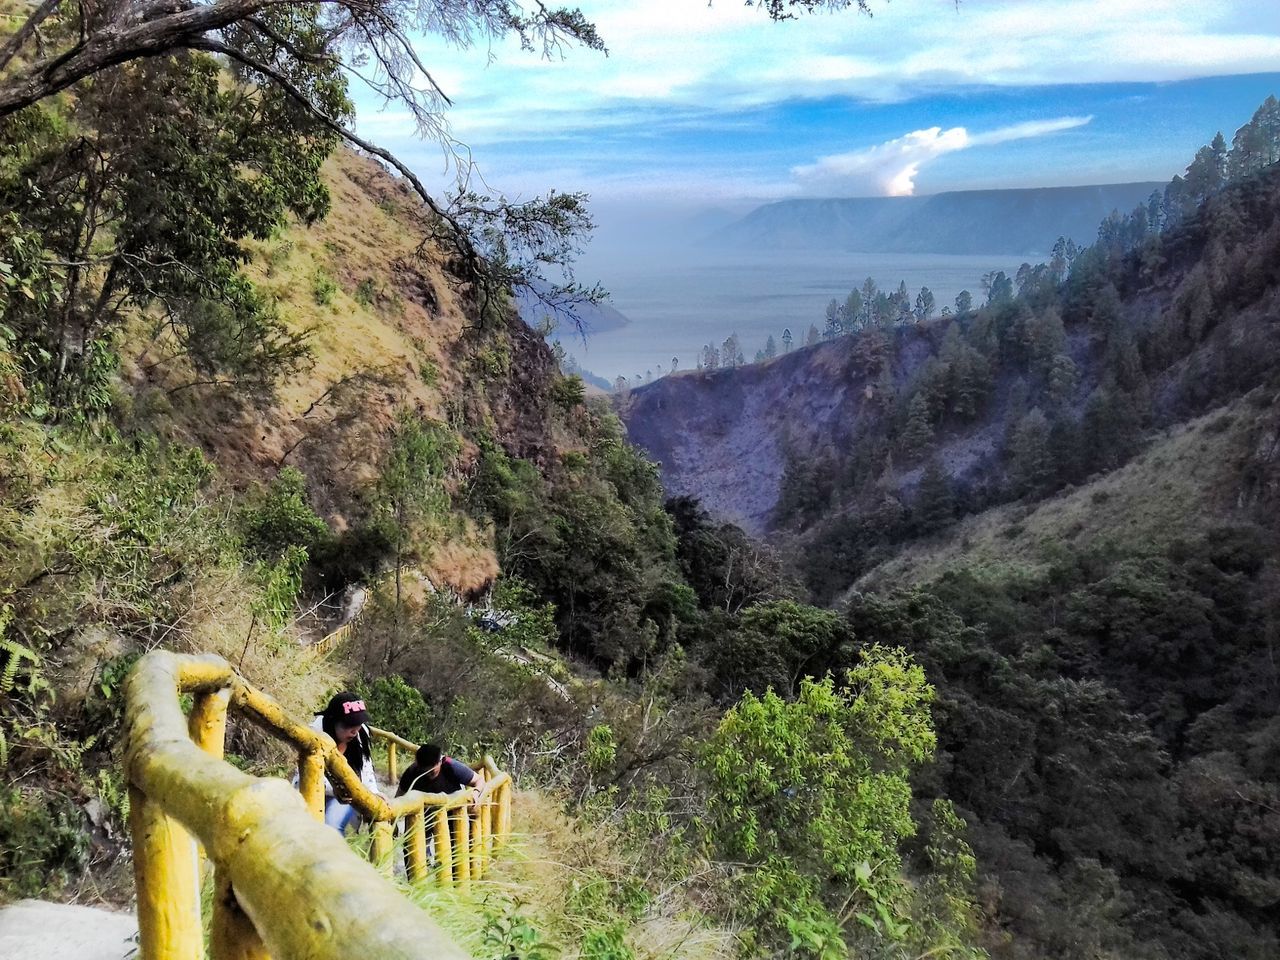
[123,651,513,959]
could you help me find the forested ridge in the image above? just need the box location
[622,96,1280,958]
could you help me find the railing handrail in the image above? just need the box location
[124,650,512,959]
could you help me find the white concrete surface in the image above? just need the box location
[0,899,138,960]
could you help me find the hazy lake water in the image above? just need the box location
[559,249,1025,382]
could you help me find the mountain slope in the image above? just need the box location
[715,182,1163,255]
[627,165,1280,553]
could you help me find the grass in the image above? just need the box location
[856,398,1264,592]
[381,790,737,960]
[115,148,507,593]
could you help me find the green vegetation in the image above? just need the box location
[0,7,1274,957]
[781,99,1280,607]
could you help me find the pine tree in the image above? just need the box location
[954,290,974,315]
[1028,307,1068,377]
[1008,408,1054,496]
[844,289,864,331]
[823,299,841,340]
[806,324,820,347]
[901,393,934,456]
[1046,353,1079,410]
[723,334,740,369]
[782,328,793,352]
[914,286,935,322]
[765,335,777,359]
[896,281,912,324]
[915,456,954,532]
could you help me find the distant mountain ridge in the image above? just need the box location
[715,182,1163,256]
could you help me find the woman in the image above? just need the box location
[308,691,381,832]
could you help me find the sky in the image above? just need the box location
[340,0,1280,376]
[344,0,1280,291]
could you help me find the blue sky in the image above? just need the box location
[348,0,1280,237]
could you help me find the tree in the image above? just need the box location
[844,289,864,330]
[671,356,679,371]
[982,271,1014,306]
[375,414,455,655]
[723,333,742,368]
[1228,94,1280,178]
[1028,307,1068,377]
[902,393,934,456]
[701,648,937,949]
[764,334,777,359]
[1049,237,1079,283]
[782,328,793,353]
[954,290,973,315]
[0,0,617,318]
[0,0,886,322]
[1007,407,1053,497]
[1,50,336,413]
[896,280,912,324]
[823,298,841,340]
[806,324,820,347]
[698,600,853,703]
[861,276,879,307]
[915,457,954,532]
[914,286,936,322]
[1046,353,1079,411]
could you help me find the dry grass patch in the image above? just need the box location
[858,399,1263,592]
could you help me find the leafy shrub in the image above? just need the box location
[311,268,338,305]
[480,903,558,960]
[584,724,616,777]
[359,674,434,744]
[239,467,330,560]
[354,277,378,307]
[0,786,90,897]
[550,375,586,410]
[701,646,937,953]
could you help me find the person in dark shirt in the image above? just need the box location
[396,744,483,806]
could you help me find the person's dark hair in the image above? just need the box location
[319,691,370,779]
[416,744,443,769]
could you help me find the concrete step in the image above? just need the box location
[0,899,138,960]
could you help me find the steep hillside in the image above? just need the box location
[626,164,1280,569]
[623,328,938,534]
[120,148,581,593]
[714,182,1163,255]
[855,396,1279,592]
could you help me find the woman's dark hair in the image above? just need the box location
[319,692,370,779]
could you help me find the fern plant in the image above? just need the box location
[0,605,38,697]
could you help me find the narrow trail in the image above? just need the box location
[0,899,138,960]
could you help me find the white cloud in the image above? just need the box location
[364,0,1280,145]
[791,116,1093,196]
